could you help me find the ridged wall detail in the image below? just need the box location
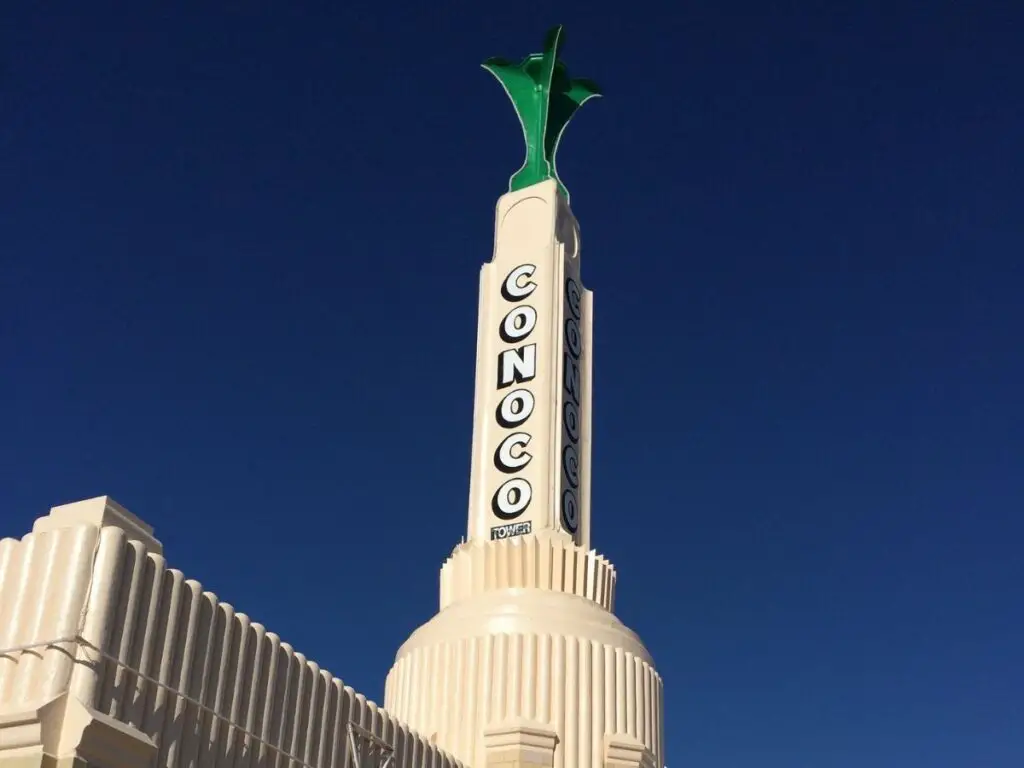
[385,633,663,768]
[439,536,617,611]
[0,520,463,768]
[0,524,102,710]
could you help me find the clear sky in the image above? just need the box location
[1,3,1021,767]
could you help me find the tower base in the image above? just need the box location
[384,537,663,768]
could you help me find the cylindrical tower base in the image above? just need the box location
[384,538,663,768]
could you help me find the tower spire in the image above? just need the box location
[482,25,602,201]
[385,29,663,768]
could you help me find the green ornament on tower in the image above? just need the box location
[483,25,602,202]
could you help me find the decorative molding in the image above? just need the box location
[0,706,48,756]
[604,733,655,768]
[483,719,558,768]
[440,534,617,611]
[0,691,156,768]
[57,696,156,768]
[33,497,162,556]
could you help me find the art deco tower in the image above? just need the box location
[384,28,663,768]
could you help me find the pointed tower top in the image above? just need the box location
[482,25,602,201]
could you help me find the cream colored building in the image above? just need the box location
[0,180,662,768]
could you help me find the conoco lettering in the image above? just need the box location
[565,277,582,319]
[497,344,537,388]
[492,264,540,525]
[493,478,532,520]
[496,388,535,429]
[560,275,583,535]
[502,264,537,301]
[495,432,533,473]
[500,305,537,342]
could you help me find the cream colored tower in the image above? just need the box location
[383,178,663,768]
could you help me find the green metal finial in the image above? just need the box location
[483,25,602,200]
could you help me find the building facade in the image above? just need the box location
[0,496,462,768]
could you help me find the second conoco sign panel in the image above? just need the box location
[465,182,593,548]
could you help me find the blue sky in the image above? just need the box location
[1,3,1022,766]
